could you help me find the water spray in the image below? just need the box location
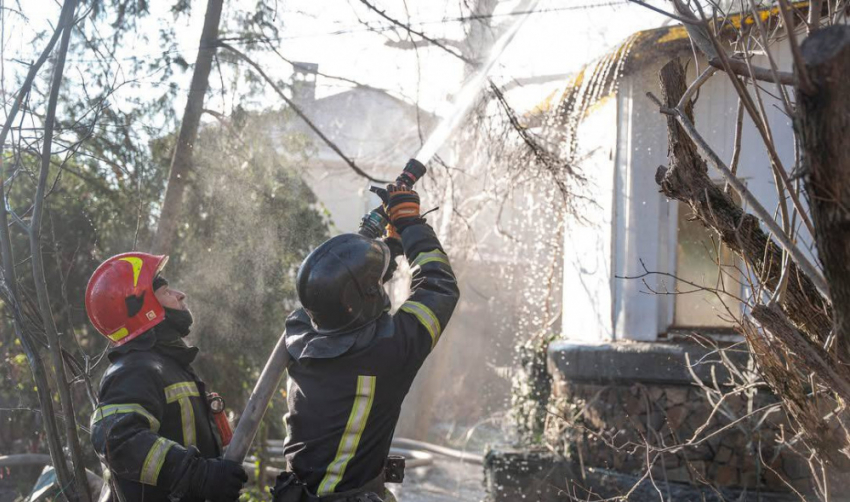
[226,0,542,467]
[413,0,542,166]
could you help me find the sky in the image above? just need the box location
[3,0,671,129]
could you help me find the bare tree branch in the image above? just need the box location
[707,57,795,85]
[0,0,82,497]
[653,59,831,346]
[777,0,816,93]
[684,0,817,240]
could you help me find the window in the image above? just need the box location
[673,203,741,328]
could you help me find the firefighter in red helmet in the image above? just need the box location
[86,253,247,502]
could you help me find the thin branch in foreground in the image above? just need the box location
[685,1,817,240]
[725,98,744,194]
[218,42,388,184]
[777,0,816,94]
[626,0,705,25]
[28,0,92,499]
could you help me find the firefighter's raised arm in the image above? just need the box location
[387,185,460,352]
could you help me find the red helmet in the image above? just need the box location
[85,252,169,345]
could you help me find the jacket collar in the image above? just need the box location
[108,324,199,367]
[285,308,391,362]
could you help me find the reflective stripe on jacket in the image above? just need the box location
[283,222,459,495]
[91,333,222,502]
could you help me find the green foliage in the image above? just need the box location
[1,109,326,475]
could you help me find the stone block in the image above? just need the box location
[665,405,687,430]
[548,341,748,386]
[714,445,732,463]
[666,387,689,406]
[715,465,739,486]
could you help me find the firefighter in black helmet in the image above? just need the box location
[272,160,459,502]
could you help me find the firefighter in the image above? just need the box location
[86,253,247,502]
[272,162,460,502]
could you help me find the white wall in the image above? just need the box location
[301,160,387,234]
[612,73,676,341]
[561,97,617,342]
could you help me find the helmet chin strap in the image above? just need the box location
[379,241,391,281]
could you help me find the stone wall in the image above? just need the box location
[543,341,812,495]
[483,448,799,502]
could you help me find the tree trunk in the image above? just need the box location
[797,25,850,363]
[29,1,92,500]
[152,0,224,255]
[654,58,831,346]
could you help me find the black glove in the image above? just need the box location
[386,185,423,232]
[187,457,248,502]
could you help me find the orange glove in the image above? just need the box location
[385,185,421,231]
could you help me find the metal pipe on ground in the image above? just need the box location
[391,438,483,465]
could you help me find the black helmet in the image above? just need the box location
[296,233,391,334]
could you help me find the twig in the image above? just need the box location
[626,0,705,25]
[0,7,66,147]
[743,49,791,238]
[725,98,744,194]
[747,0,794,116]
[28,1,92,500]
[776,0,816,94]
[677,66,718,110]
[357,0,473,64]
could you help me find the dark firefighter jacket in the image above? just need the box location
[282,221,459,496]
[91,325,222,502]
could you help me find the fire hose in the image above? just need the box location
[239,438,480,481]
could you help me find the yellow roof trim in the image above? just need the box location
[528,1,813,121]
